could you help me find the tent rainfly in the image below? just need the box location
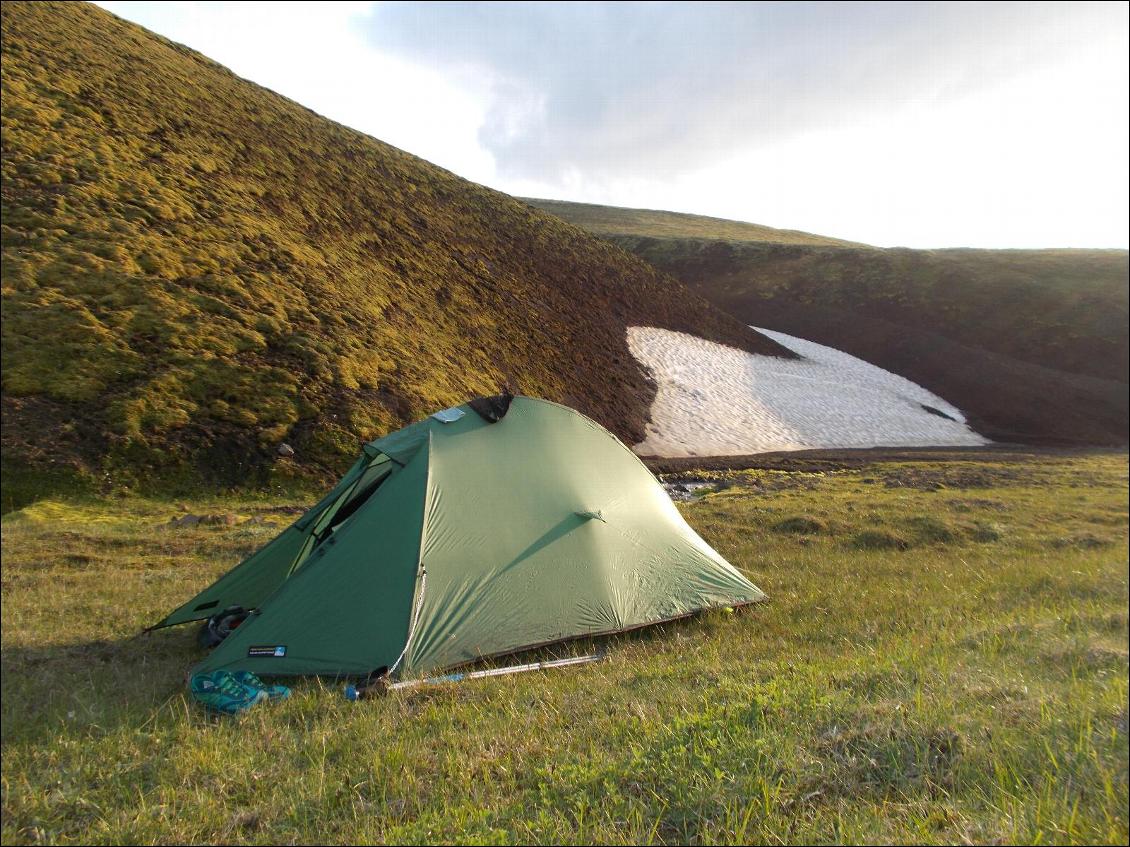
[153,396,765,680]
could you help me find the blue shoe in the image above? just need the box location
[233,670,291,701]
[190,670,268,715]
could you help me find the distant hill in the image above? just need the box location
[0,2,786,502]
[525,198,861,247]
[535,202,1129,446]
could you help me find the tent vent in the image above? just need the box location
[431,407,466,423]
[469,392,513,423]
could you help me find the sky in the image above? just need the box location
[95,1,1129,248]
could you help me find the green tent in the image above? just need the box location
[155,396,764,679]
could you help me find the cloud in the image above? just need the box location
[363,1,1127,183]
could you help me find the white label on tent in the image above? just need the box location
[431,407,466,423]
[248,645,287,657]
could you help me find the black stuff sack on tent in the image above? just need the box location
[469,392,513,423]
[197,605,252,649]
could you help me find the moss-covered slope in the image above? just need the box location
[0,1,782,494]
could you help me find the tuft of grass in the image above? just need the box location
[904,515,960,545]
[1,452,1126,844]
[965,521,1004,543]
[1049,532,1116,550]
[772,515,828,535]
[852,528,912,550]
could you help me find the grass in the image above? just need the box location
[2,452,1126,844]
[1,2,775,502]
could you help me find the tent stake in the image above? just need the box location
[345,651,605,700]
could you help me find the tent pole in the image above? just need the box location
[345,651,604,700]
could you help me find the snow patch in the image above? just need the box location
[628,326,990,457]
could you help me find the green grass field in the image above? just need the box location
[2,453,1127,844]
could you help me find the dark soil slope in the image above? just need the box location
[0,2,785,494]
[536,201,1129,446]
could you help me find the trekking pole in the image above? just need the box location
[344,651,605,700]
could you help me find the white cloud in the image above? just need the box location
[569,44,1130,248]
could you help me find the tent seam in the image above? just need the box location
[389,429,434,678]
[388,570,426,677]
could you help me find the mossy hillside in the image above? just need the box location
[1,2,781,498]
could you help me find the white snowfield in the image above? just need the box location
[628,326,990,457]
